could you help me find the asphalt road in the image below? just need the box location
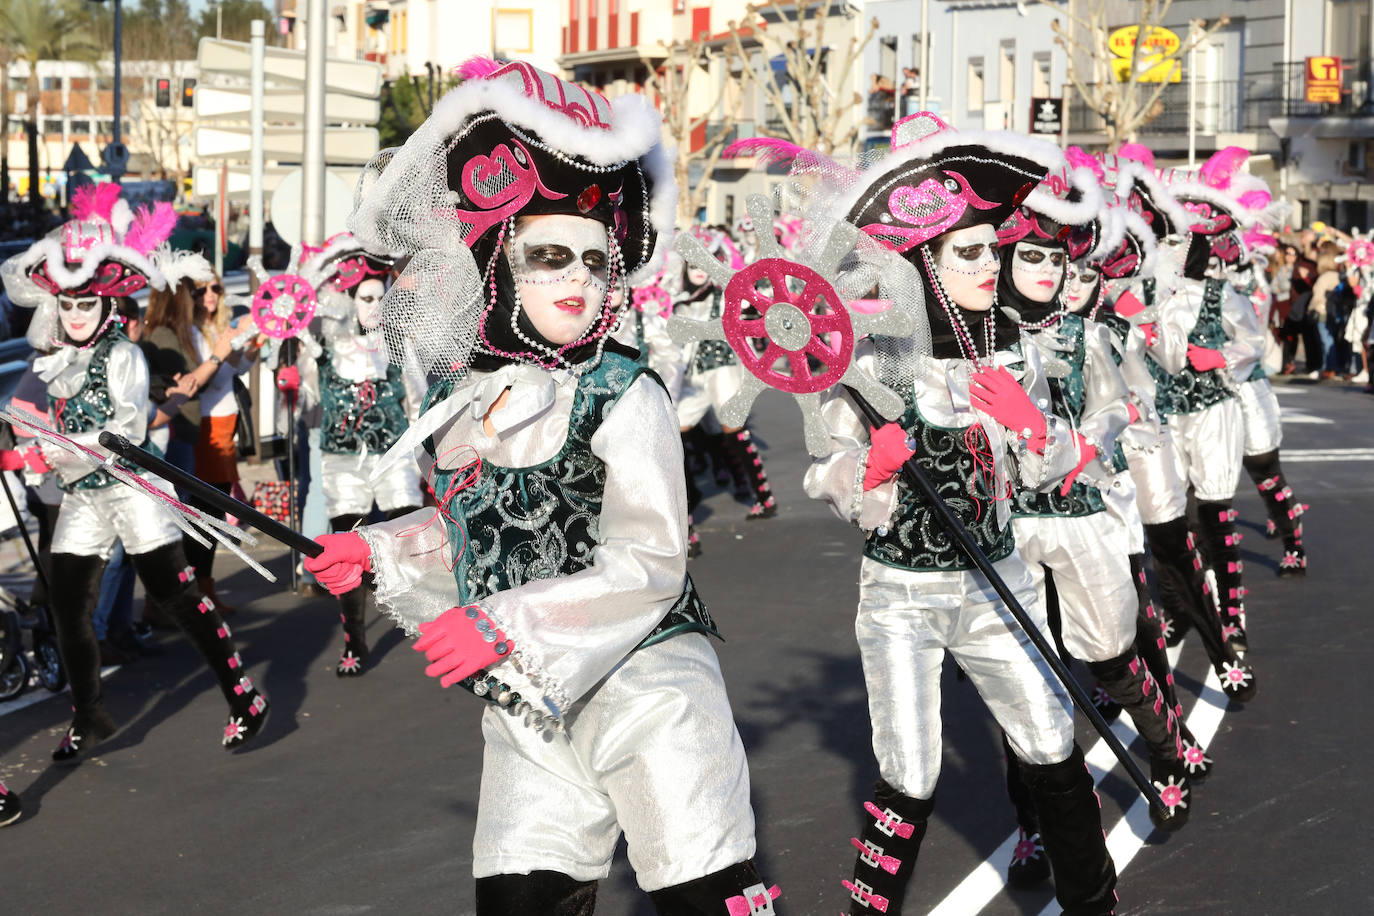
[1,377,1370,916]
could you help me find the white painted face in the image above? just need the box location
[686,264,710,288]
[1010,241,1067,303]
[1062,260,1100,314]
[507,214,609,346]
[354,278,385,330]
[934,225,1000,311]
[58,295,102,343]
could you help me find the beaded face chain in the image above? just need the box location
[920,245,996,364]
[477,216,626,371]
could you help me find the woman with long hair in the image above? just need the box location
[144,260,262,611]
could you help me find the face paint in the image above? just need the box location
[354,278,386,330]
[1062,260,1100,313]
[58,295,102,343]
[1010,241,1066,304]
[507,213,610,346]
[935,224,1000,311]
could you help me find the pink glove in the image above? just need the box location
[1126,402,1141,425]
[864,423,915,491]
[1114,290,1146,318]
[23,446,51,474]
[1187,345,1228,371]
[413,605,512,688]
[0,450,25,472]
[1059,432,1099,497]
[1138,322,1159,346]
[276,366,300,393]
[968,367,1047,454]
[303,532,372,596]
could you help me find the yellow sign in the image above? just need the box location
[1107,24,1183,83]
[1110,56,1183,84]
[1305,56,1344,103]
[1107,25,1182,59]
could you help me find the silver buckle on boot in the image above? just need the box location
[848,878,874,905]
[857,838,884,867]
[875,806,905,838]
[740,882,775,915]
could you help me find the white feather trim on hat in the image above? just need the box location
[1023,164,1105,228]
[1157,168,1258,230]
[151,246,215,289]
[349,71,674,285]
[1113,159,1193,236]
[8,236,168,298]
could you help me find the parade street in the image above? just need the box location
[1,378,1370,916]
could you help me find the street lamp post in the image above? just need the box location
[87,0,127,182]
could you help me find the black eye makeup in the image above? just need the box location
[58,297,100,312]
[953,243,992,261]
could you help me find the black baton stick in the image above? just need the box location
[843,385,1168,819]
[98,431,323,558]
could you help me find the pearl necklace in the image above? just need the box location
[922,246,995,364]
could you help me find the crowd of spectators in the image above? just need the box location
[1270,224,1374,391]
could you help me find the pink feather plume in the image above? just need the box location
[71,182,123,222]
[1065,146,1106,183]
[722,137,840,176]
[124,202,178,254]
[1237,189,1272,212]
[455,56,504,81]
[1199,146,1250,190]
[1117,143,1156,171]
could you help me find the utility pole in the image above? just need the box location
[302,0,327,248]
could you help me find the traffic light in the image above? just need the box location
[155,78,171,108]
[181,78,196,108]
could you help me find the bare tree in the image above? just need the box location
[642,38,744,225]
[725,0,877,157]
[1041,0,1228,150]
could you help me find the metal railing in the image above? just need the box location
[1066,61,1374,137]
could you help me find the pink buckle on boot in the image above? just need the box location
[851,837,902,875]
[178,566,195,583]
[864,802,916,838]
[842,879,889,912]
[233,676,254,696]
[724,882,779,916]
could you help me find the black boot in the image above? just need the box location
[336,584,371,676]
[1021,745,1118,916]
[722,428,777,520]
[1085,650,1189,831]
[841,780,931,914]
[131,543,269,750]
[1145,518,1256,703]
[48,553,118,764]
[1003,739,1051,888]
[0,781,20,826]
[649,860,779,915]
[682,427,710,478]
[475,871,597,916]
[1245,449,1308,576]
[1128,555,1213,781]
[1196,500,1250,656]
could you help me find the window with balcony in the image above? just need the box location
[1033,53,1051,98]
[968,57,985,112]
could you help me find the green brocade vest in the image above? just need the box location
[424,351,717,707]
[864,391,1016,574]
[1011,314,1105,519]
[1144,278,1234,417]
[48,330,155,493]
[318,344,408,455]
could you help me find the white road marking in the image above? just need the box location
[0,665,119,718]
[928,643,1234,916]
[1280,410,1334,425]
[1282,448,1374,462]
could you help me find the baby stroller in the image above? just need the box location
[0,470,63,700]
